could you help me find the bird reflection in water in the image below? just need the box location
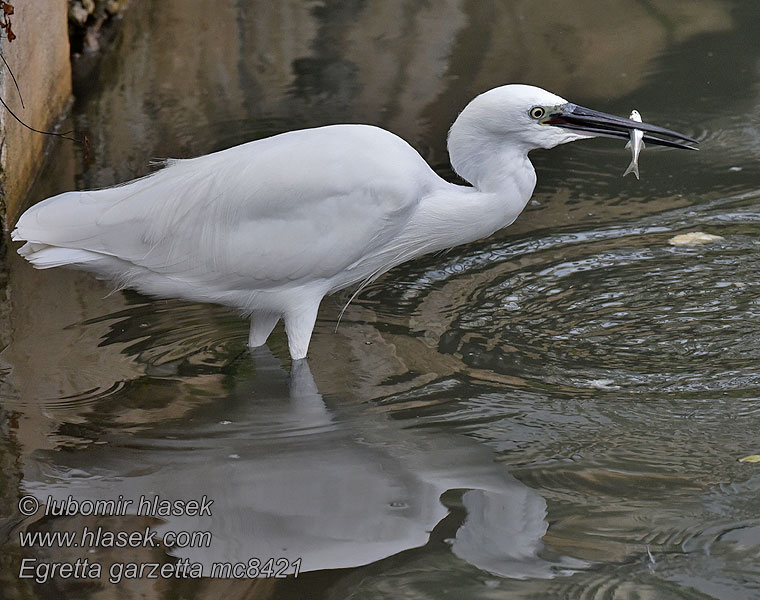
[21,348,581,580]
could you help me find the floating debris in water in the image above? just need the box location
[738,455,760,463]
[668,232,725,246]
[587,379,619,390]
[646,545,656,573]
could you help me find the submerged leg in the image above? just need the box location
[283,300,321,360]
[248,311,280,348]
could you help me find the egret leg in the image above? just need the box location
[283,301,321,360]
[248,311,280,348]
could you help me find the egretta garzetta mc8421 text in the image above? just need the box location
[13,85,697,360]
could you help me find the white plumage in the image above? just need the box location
[13,85,696,359]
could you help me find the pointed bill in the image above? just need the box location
[543,104,698,150]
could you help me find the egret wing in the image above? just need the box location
[14,125,436,293]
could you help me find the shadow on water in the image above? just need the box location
[2,0,760,598]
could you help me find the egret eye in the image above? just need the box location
[529,106,546,120]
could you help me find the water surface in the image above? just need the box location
[2,1,760,598]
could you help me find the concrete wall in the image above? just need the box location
[0,0,71,221]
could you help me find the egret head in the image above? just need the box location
[451,84,698,152]
[450,85,581,151]
[447,84,697,189]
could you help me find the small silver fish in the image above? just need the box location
[623,109,645,179]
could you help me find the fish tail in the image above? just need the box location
[623,161,640,180]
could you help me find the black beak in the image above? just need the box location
[544,104,699,150]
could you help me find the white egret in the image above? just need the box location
[13,85,697,360]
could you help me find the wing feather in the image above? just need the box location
[14,125,436,296]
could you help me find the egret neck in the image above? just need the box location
[429,116,538,247]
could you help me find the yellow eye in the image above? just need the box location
[529,106,545,119]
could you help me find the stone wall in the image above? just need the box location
[0,0,72,221]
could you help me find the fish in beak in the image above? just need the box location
[543,103,699,150]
